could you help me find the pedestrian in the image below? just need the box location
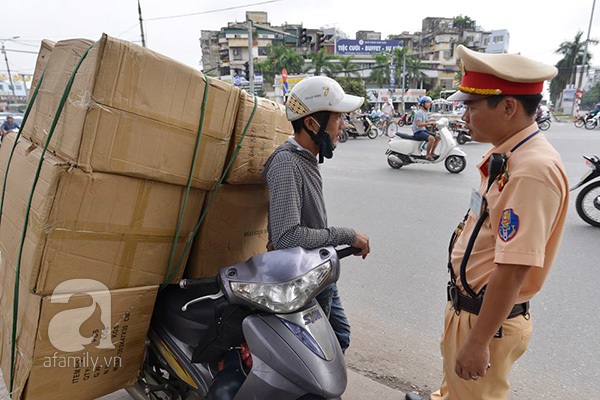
[262,76,370,353]
[406,45,569,400]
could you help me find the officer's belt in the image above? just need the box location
[447,284,529,319]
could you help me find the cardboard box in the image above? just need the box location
[0,254,157,400]
[0,134,206,295]
[185,184,269,278]
[225,90,293,184]
[28,39,55,102]
[22,34,240,190]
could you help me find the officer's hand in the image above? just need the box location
[455,340,490,381]
[352,231,370,259]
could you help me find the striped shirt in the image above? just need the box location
[262,137,356,250]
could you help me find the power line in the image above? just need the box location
[145,0,284,21]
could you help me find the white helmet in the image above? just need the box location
[286,76,364,121]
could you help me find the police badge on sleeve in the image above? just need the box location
[498,208,519,242]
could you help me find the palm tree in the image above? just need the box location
[305,48,339,77]
[336,56,360,78]
[551,31,597,104]
[405,56,423,88]
[255,45,305,84]
[368,52,389,88]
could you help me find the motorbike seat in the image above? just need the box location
[395,132,422,141]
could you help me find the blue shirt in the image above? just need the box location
[1,120,19,132]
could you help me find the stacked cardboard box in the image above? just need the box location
[0,33,241,399]
[184,84,295,279]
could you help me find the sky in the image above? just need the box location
[2,0,599,77]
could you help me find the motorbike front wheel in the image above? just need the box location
[575,180,600,227]
[585,119,598,130]
[368,127,379,139]
[574,119,585,128]
[445,155,466,174]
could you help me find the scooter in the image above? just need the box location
[536,115,551,131]
[385,117,467,173]
[346,113,380,139]
[126,246,360,400]
[570,155,600,227]
[396,111,415,127]
[450,120,472,144]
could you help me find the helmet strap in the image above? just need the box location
[302,113,334,164]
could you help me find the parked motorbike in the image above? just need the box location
[570,155,600,227]
[536,115,551,131]
[385,117,467,173]
[126,246,360,400]
[345,113,380,139]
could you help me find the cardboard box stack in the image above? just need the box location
[184,85,295,279]
[0,34,244,399]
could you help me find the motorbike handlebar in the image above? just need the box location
[336,246,362,259]
[179,276,219,290]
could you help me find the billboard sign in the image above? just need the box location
[336,39,400,55]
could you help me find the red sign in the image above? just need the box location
[281,68,288,82]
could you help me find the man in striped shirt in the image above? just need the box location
[263,76,370,353]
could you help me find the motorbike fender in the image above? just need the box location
[570,174,600,191]
[234,309,346,399]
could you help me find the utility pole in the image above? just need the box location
[578,0,596,91]
[401,51,406,113]
[0,36,19,98]
[247,19,254,94]
[138,0,146,47]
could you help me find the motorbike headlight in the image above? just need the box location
[229,261,332,313]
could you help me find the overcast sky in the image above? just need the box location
[2,0,599,76]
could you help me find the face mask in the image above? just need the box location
[304,114,334,163]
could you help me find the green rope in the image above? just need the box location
[0,71,45,222]
[9,45,92,397]
[161,72,211,287]
[161,93,258,288]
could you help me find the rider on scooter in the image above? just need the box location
[412,96,440,160]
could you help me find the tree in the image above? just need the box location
[305,48,338,77]
[405,56,423,88]
[337,77,368,109]
[453,15,475,31]
[581,80,600,110]
[254,45,305,84]
[550,31,598,104]
[336,56,360,78]
[368,52,390,88]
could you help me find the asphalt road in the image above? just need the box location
[325,120,600,399]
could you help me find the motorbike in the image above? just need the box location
[570,155,600,227]
[449,120,472,144]
[574,113,593,128]
[345,113,380,139]
[584,113,600,130]
[536,115,551,131]
[396,111,415,127]
[385,117,467,173]
[126,245,360,400]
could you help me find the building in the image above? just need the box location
[199,13,503,103]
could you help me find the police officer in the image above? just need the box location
[407,45,569,400]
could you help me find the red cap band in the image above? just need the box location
[460,71,544,95]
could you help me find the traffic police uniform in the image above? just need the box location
[428,45,569,400]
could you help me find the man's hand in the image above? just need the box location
[455,338,490,381]
[352,231,370,259]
